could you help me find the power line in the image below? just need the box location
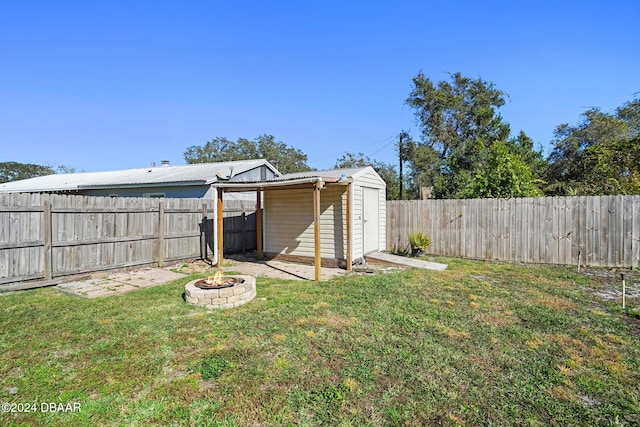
[359,134,397,149]
[366,138,396,157]
[309,134,396,163]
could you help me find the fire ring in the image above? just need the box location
[184,275,256,309]
[194,276,243,289]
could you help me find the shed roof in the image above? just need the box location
[278,167,371,180]
[211,166,383,192]
[0,160,280,193]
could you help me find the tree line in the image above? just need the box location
[3,72,638,199]
[182,72,638,199]
[0,163,75,184]
[402,72,639,199]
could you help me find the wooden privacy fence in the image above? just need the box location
[387,196,640,268]
[0,193,215,289]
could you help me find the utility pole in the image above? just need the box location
[399,132,403,200]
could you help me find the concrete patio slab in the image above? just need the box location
[55,257,349,298]
[224,259,346,281]
[364,252,448,271]
[54,251,409,299]
[56,267,185,298]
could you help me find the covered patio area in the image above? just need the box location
[211,173,354,281]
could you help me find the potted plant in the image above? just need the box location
[408,232,431,257]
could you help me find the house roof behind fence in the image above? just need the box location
[0,160,280,193]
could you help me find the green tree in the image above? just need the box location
[507,131,547,178]
[546,99,640,195]
[334,152,371,168]
[0,161,55,183]
[401,139,439,199]
[465,141,543,198]
[579,137,640,195]
[184,134,312,174]
[405,72,543,198]
[334,152,403,200]
[55,165,77,174]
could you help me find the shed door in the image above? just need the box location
[362,187,379,254]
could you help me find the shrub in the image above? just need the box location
[408,232,431,251]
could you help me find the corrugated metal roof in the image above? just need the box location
[212,167,371,186]
[210,167,378,191]
[0,160,279,193]
[276,167,371,181]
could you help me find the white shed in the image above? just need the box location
[211,166,387,280]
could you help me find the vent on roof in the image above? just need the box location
[161,160,170,167]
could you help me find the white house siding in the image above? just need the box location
[351,168,386,260]
[352,186,363,260]
[264,186,347,260]
[83,186,203,198]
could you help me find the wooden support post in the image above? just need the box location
[157,202,165,267]
[346,183,352,271]
[256,190,263,259]
[43,200,53,280]
[314,183,321,281]
[216,188,224,267]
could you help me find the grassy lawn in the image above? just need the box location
[1,258,639,426]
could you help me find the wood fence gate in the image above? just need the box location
[221,200,258,254]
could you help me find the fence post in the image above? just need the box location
[201,203,208,261]
[241,208,246,254]
[43,200,53,280]
[157,202,165,267]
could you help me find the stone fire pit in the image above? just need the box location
[185,275,256,309]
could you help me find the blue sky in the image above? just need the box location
[1,1,638,173]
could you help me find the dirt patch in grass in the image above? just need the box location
[170,259,214,275]
[575,266,640,336]
[579,267,640,299]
